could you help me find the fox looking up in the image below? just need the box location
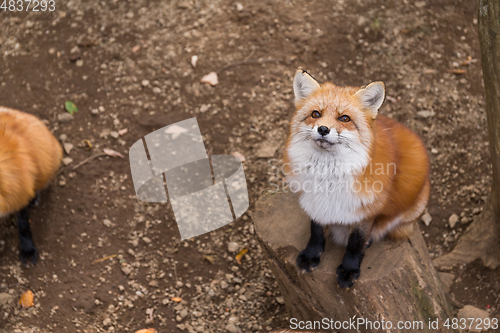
[283,70,430,288]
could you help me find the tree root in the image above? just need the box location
[433,202,500,269]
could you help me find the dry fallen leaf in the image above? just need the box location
[461,56,478,66]
[447,69,467,74]
[103,148,124,158]
[135,329,157,333]
[235,248,248,264]
[83,139,92,151]
[172,297,182,303]
[231,151,246,162]
[202,254,215,264]
[200,72,218,86]
[19,290,34,308]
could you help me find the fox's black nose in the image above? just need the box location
[318,126,330,136]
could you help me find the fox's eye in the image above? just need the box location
[311,110,321,118]
[338,115,351,122]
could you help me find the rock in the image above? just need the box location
[57,113,74,123]
[63,142,74,154]
[225,323,238,333]
[141,80,150,87]
[180,309,188,319]
[121,265,133,275]
[276,296,285,304]
[255,142,279,158]
[227,242,239,253]
[110,131,119,139]
[91,108,99,115]
[62,157,73,165]
[191,55,198,68]
[0,293,13,307]
[102,219,113,228]
[76,59,84,67]
[199,104,210,113]
[457,305,490,332]
[152,87,162,94]
[461,216,469,224]
[177,0,191,9]
[421,212,432,226]
[357,16,367,26]
[220,281,229,289]
[415,1,426,8]
[235,3,243,11]
[200,72,218,86]
[448,214,459,228]
[416,110,435,119]
[228,316,239,324]
[103,318,111,326]
[59,134,68,141]
[142,237,152,244]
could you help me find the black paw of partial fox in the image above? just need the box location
[336,264,360,289]
[296,249,322,273]
[20,245,38,266]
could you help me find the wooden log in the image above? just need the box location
[254,191,453,332]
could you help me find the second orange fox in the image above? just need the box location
[0,106,62,265]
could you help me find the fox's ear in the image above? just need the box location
[354,81,385,119]
[293,70,320,105]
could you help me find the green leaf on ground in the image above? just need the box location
[65,101,78,114]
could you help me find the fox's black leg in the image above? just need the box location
[337,227,369,288]
[296,220,325,273]
[28,191,41,208]
[17,208,38,265]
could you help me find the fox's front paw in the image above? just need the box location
[296,248,322,273]
[19,244,38,266]
[336,264,360,288]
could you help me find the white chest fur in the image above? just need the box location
[286,141,372,226]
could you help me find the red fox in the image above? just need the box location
[0,106,62,265]
[283,70,430,288]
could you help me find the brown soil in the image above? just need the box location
[0,0,497,332]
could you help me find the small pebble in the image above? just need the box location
[421,212,432,226]
[449,214,459,228]
[62,157,73,166]
[57,113,74,123]
[63,142,74,154]
[227,242,239,253]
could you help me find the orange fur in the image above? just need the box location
[0,107,62,215]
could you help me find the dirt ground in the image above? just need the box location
[0,0,497,332]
